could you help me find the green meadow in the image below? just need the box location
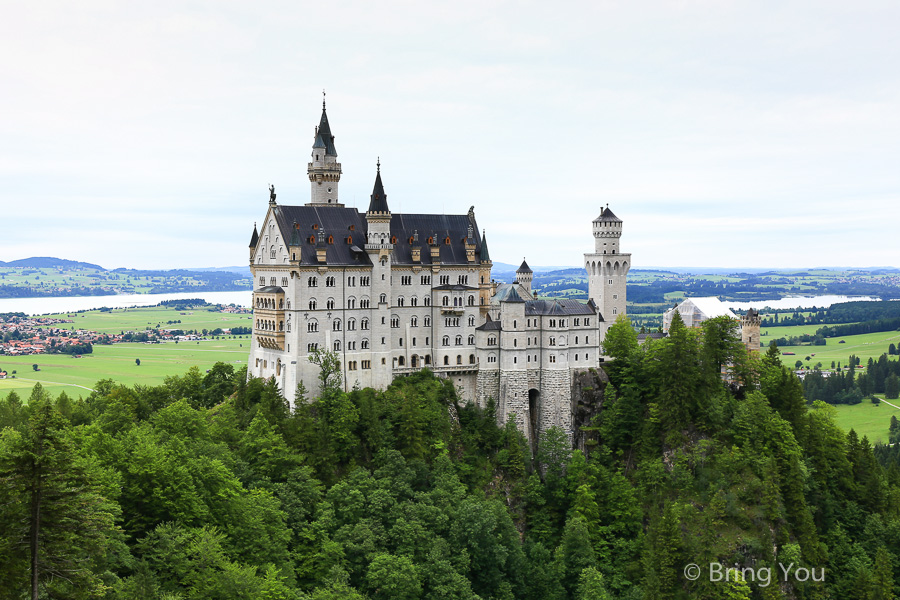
[36,305,254,334]
[1,305,254,400]
[830,398,900,444]
[772,329,900,368]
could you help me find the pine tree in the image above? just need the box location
[0,401,117,599]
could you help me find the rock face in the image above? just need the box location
[571,367,611,453]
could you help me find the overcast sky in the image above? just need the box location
[2,1,898,270]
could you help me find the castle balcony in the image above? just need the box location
[393,365,478,376]
[255,331,284,351]
[440,307,465,315]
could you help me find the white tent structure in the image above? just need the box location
[662,297,737,332]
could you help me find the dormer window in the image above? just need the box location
[327,235,334,244]
[444,237,451,245]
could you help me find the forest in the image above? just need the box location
[0,314,899,599]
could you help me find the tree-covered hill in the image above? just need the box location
[0,320,899,599]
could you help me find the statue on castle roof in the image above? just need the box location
[269,184,276,203]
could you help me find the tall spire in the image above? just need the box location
[479,230,491,262]
[316,97,337,156]
[367,159,389,213]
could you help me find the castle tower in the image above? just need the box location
[307,98,343,206]
[741,308,762,353]
[516,260,533,295]
[584,205,631,341]
[365,160,394,388]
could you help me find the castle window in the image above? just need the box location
[442,336,449,346]
[361,338,369,349]
[333,319,342,331]
[575,354,579,361]
[362,360,371,369]
[421,275,431,285]
[468,295,474,306]
[397,297,405,307]
[308,277,317,287]
[327,235,334,244]
[549,337,556,346]
[308,343,318,352]
[347,297,356,309]
[440,275,449,285]
[348,318,356,331]
[270,277,276,286]
[391,317,399,328]
[424,297,431,306]
[442,296,449,306]
[333,340,341,351]
[550,355,556,363]
[309,236,315,244]
[361,297,370,308]
[457,355,462,365]
[401,276,411,285]
[307,321,319,333]
[444,237,451,245]
[586,336,589,344]
[281,277,288,287]
[398,356,405,366]
[270,248,276,259]
[424,316,431,327]
[361,276,370,286]
[585,318,590,326]
[326,276,335,287]
[391,236,398,244]
[468,334,475,345]
[455,335,462,345]
[326,299,335,310]
[380,294,387,304]
[411,316,418,327]
[513,357,517,364]
[444,356,449,365]
[411,296,418,307]
[613,308,617,315]
[469,354,475,364]
[309,299,317,310]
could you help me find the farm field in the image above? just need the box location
[0,337,250,400]
[35,305,254,334]
[773,329,900,368]
[829,399,900,444]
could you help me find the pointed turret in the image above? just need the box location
[249,223,259,248]
[307,96,343,206]
[517,260,532,274]
[479,231,491,262]
[317,100,337,156]
[367,159,390,214]
[516,258,533,295]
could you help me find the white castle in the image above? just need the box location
[247,101,631,442]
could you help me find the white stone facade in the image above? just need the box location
[247,103,631,442]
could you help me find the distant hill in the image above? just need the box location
[0,257,104,270]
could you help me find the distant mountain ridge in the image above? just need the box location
[0,257,104,270]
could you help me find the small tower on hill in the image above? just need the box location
[584,205,631,339]
[741,308,762,353]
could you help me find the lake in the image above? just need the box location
[0,290,252,316]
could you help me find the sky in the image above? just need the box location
[2,1,899,270]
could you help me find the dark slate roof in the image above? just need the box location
[257,285,284,293]
[517,260,532,273]
[390,213,484,266]
[595,206,622,223]
[312,133,326,149]
[317,106,337,156]
[525,298,596,316]
[368,168,389,213]
[479,231,491,262]
[433,284,479,291]
[289,221,301,246]
[498,286,526,303]
[475,318,502,331]
[249,224,259,248]
[273,205,373,266]
[270,205,486,267]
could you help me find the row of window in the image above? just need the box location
[524,317,591,328]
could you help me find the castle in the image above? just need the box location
[247,101,630,442]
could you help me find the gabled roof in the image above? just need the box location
[594,206,622,223]
[367,166,390,213]
[499,286,526,303]
[525,298,596,316]
[475,317,502,331]
[316,105,337,156]
[256,285,284,294]
[517,260,532,274]
[249,224,259,248]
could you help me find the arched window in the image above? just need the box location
[468,295,474,306]
[456,355,462,365]
[347,297,356,309]
[380,293,387,304]
[442,296,449,306]
[348,319,356,331]
[468,316,475,327]
[326,298,335,310]
[333,340,341,351]
[397,296,405,307]
[333,319,341,331]
[307,320,318,333]
[361,318,369,330]
[455,335,462,346]
[442,336,450,346]
[425,355,432,365]
[361,338,370,349]
[309,298,317,310]
[443,356,449,365]
[411,316,418,327]
[468,335,475,345]
[411,296,418,306]
[424,296,431,306]
[398,355,405,366]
